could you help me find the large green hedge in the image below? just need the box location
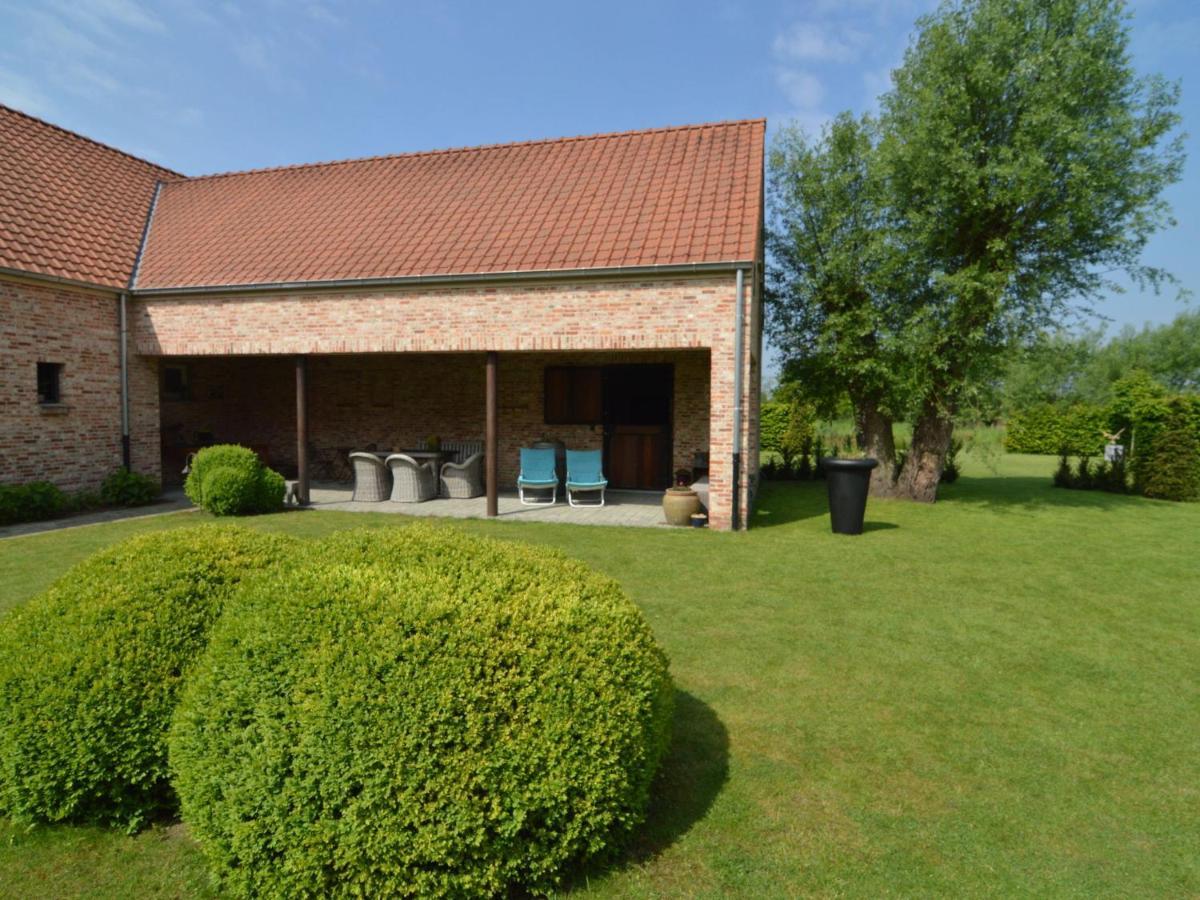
[1004,403,1109,455]
[184,444,285,516]
[170,525,674,897]
[1139,398,1200,501]
[0,526,296,830]
[0,481,66,525]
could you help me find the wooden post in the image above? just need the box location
[485,351,498,518]
[296,355,309,505]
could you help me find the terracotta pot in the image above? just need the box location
[662,487,701,527]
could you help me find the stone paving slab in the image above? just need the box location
[0,491,196,540]
[307,484,672,528]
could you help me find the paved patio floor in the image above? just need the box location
[307,483,672,528]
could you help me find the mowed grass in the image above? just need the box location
[1,453,1197,898]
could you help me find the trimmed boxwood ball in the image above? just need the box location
[185,444,285,516]
[170,525,673,898]
[0,526,296,830]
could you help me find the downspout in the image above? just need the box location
[119,293,130,468]
[122,180,161,471]
[732,267,745,531]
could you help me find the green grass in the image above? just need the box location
[2,453,1198,898]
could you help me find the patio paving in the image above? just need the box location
[307,483,673,528]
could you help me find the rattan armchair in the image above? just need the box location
[349,452,390,502]
[385,453,438,502]
[440,451,484,498]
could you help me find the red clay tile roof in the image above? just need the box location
[135,119,765,290]
[0,104,177,289]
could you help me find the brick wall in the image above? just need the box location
[0,275,159,491]
[135,273,755,528]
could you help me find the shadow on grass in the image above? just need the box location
[563,689,729,891]
[750,479,829,528]
[941,476,1149,513]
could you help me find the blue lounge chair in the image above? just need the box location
[566,449,607,508]
[517,447,558,505]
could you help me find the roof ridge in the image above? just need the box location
[169,118,767,184]
[0,102,182,178]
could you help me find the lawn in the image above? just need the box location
[1,453,1197,898]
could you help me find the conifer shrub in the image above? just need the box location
[170,525,673,898]
[0,526,296,830]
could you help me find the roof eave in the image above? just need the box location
[0,265,124,294]
[129,260,758,297]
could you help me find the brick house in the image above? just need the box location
[1,105,765,529]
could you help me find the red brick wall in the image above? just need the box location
[161,350,710,491]
[0,275,160,491]
[135,273,754,528]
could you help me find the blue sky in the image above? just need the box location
[0,0,1195,332]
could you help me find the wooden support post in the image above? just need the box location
[486,351,498,518]
[296,355,309,505]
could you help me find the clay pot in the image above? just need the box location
[662,487,701,527]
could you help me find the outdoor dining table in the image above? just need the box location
[370,449,452,467]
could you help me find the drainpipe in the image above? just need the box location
[732,267,745,531]
[119,292,131,469]
[122,180,160,472]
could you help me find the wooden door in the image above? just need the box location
[603,365,672,490]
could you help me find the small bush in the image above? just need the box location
[1053,452,1073,488]
[99,469,160,507]
[170,525,674,898]
[185,444,284,516]
[941,437,963,484]
[0,481,66,525]
[1139,400,1200,502]
[0,526,296,830]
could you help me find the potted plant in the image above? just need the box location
[662,468,700,527]
[820,452,878,535]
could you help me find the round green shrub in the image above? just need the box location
[201,466,259,517]
[170,525,673,898]
[185,444,284,516]
[0,526,297,830]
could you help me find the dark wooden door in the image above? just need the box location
[603,365,672,490]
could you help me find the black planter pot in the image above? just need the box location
[821,457,878,535]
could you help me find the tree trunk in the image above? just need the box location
[854,398,898,497]
[896,403,954,502]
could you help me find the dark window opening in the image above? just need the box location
[544,366,603,424]
[37,362,62,405]
[162,364,191,402]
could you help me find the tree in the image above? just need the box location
[766,114,916,494]
[880,0,1184,500]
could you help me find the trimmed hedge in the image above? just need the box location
[1139,398,1200,501]
[0,526,296,830]
[0,481,66,525]
[184,444,285,516]
[1004,403,1109,455]
[99,469,160,507]
[170,525,674,898]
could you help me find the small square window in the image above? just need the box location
[162,364,191,401]
[37,362,63,405]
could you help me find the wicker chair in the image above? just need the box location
[385,453,438,502]
[441,439,483,465]
[440,451,484,499]
[349,452,390,502]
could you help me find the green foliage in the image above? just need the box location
[1139,399,1200,501]
[0,481,66,525]
[184,444,284,516]
[170,525,674,898]
[760,402,789,459]
[1004,403,1109,455]
[0,526,296,830]
[941,437,963,484]
[1002,313,1200,414]
[99,470,160,508]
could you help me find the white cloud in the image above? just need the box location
[773,22,868,63]
[775,69,825,110]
